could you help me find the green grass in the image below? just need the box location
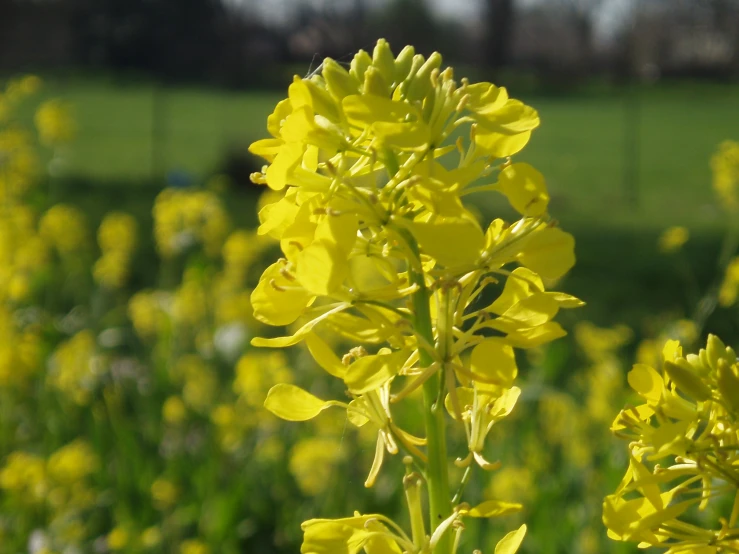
[21,77,738,231]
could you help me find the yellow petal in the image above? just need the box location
[494,524,527,554]
[264,384,345,421]
[497,163,549,217]
[627,364,663,404]
[306,333,347,378]
[469,338,517,386]
[344,350,409,394]
[663,360,712,401]
[403,218,484,268]
[466,499,523,518]
[295,240,349,295]
[516,227,575,280]
[251,261,314,326]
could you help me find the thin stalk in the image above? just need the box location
[403,229,453,554]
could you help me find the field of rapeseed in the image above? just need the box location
[1,40,739,554]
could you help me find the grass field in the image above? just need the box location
[22,77,738,230]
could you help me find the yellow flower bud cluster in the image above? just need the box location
[35,99,76,147]
[0,440,99,549]
[46,330,105,406]
[712,140,739,212]
[153,188,230,258]
[39,204,89,257]
[604,335,739,551]
[93,211,138,289]
[251,39,580,553]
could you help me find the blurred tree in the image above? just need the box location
[68,0,228,81]
[484,0,516,71]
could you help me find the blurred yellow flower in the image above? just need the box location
[180,539,210,554]
[289,437,346,496]
[712,140,739,211]
[151,478,179,510]
[47,330,103,405]
[107,526,130,550]
[719,256,739,307]
[162,395,188,424]
[128,290,170,339]
[93,251,130,289]
[35,99,76,146]
[233,351,292,408]
[657,226,689,253]
[488,465,534,504]
[0,451,48,502]
[39,204,88,256]
[153,188,230,258]
[47,440,98,485]
[98,211,137,255]
[140,526,163,548]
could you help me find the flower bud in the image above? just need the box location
[664,360,712,402]
[350,49,372,84]
[322,58,358,100]
[394,45,415,83]
[363,66,388,97]
[372,38,396,85]
[405,52,442,102]
[717,359,739,412]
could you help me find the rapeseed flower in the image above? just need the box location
[252,39,579,553]
[47,330,104,405]
[35,100,76,146]
[605,334,739,551]
[657,226,689,253]
[712,140,739,211]
[39,204,88,256]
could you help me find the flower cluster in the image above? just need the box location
[251,39,580,553]
[712,140,739,213]
[93,211,138,289]
[604,334,739,552]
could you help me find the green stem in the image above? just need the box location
[403,230,453,554]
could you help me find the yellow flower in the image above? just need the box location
[140,526,163,548]
[35,99,76,146]
[719,256,739,307]
[39,204,88,255]
[180,539,210,554]
[153,188,230,258]
[233,351,292,407]
[289,437,346,495]
[711,139,739,211]
[107,526,130,550]
[162,395,188,424]
[0,451,48,502]
[93,251,131,289]
[47,440,98,485]
[128,290,170,339]
[98,211,137,255]
[47,330,103,405]
[151,478,179,510]
[657,226,689,253]
[606,334,739,550]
